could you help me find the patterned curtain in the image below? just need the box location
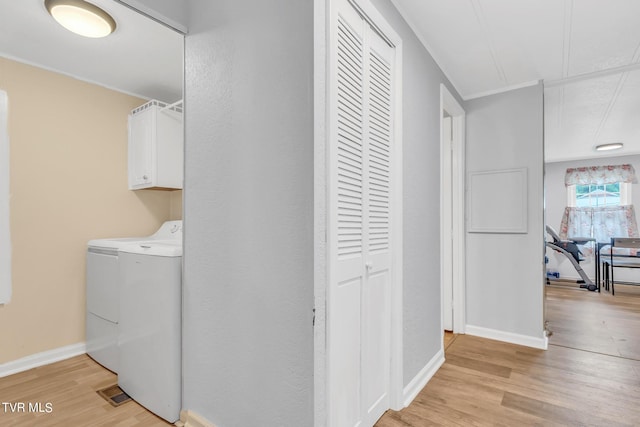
[564,164,637,186]
[560,205,639,243]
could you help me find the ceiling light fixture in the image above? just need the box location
[595,142,624,152]
[45,0,116,38]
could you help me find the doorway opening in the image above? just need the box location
[543,69,640,360]
[440,84,466,341]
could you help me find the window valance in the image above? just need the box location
[564,164,637,186]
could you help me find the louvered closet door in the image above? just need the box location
[329,0,395,426]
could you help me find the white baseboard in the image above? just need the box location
[466,325,548,350]
[0,342,86,378]
[402,349,445,407]
[179,410,217,427]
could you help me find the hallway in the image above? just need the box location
[376,286,640,426]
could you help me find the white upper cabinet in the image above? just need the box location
[128,100,183,190]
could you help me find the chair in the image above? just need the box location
[607,237,640,295]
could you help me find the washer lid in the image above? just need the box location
[87,237,151,250]
[119,242,182,257]
[87,220,183,249]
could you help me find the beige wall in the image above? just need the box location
[170,190,183,220]
[0,57,179,363]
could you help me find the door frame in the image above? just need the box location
[440,84,466,336]
[0,91,10,304]
[314,0,404,425]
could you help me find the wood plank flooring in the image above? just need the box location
[2,285,639,426]
[546,284,640,360]
[377,285,640,426]
[0,355,171,426]
[444,331,458,350]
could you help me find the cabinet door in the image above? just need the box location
[128,108,154,189]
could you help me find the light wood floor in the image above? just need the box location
[444,331,458,350]
[0,355,171,426]
[546,283,640,360]
[377,285,640,426]
[2,286,639,426]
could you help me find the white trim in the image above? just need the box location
[313,0,328,425]
[545,62,640,88]
[468,168,529,234]
[567,182,632,207]
[440,114,453,332]
[112,0,188,34]
[464,80,540,101]
[402,349,444,407]
[566,184,577,207]
[0,54,155,102]
[466,325,549,350]
[350,0,402,47]
[179,410,217,427]
[440,84,466,335]
[621,182,632,205]
[0,342,86,378]
[389,0,537,102]
[388,0,464,100]
[0,91,10,305]
[390,38,404,412]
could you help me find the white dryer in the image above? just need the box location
[86,220,182,372]
[118,241,182,423]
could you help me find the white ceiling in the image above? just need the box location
[391,0,640,163]
[0,0,183,103]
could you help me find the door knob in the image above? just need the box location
[365,261,373,270]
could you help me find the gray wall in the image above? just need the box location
[369,0,464,386]
[465,84,545,340]
[182,1,314,426]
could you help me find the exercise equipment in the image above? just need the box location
[545,225,598,292]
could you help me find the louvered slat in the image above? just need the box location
[337,16,364,258]
[368,47,392,253]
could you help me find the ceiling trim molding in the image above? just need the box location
[470,0,508,85]
[0,53,151,101]
[111,0,187,34]
[464,80,540,101]
[545,62,640,88]
[389,0,465,99]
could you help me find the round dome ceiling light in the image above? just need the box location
[595,142,624,152]
[45,0,116,38]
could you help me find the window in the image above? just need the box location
[567,182,631,208]
[576,183,620,207]
[562,164,639,242]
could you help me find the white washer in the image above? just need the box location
[118,241,182,423]
[86,220,182,372]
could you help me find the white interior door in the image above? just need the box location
[329,0,395,425]
[442,116,453,331]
